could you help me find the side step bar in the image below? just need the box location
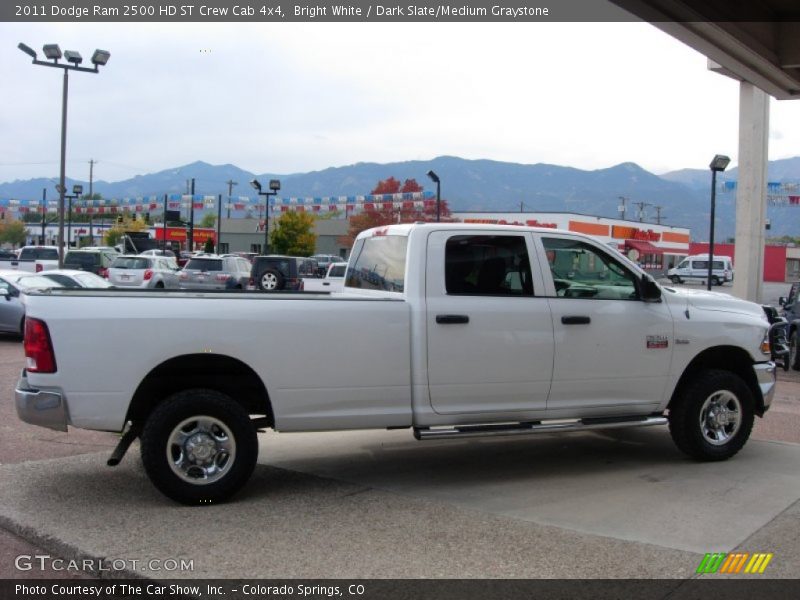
[413,415,667,441]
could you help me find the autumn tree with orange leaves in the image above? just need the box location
[337,176,451,248]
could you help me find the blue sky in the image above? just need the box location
[3,21,800,184]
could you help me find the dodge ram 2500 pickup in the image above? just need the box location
[15,223,777,504]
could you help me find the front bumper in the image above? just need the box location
[753,362,777,411]
[15,370,68,432]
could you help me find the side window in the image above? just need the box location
[445,235,533,296]
[542,237,639,300]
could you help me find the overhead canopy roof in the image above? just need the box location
[610,0,800,100]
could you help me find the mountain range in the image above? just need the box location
[3,155,800,240]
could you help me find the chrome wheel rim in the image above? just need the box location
[261,273,278,290]
[699,390,742,445]
[167,416,236,485]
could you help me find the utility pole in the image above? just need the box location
[225,179,237,218]
[41,188,47,244]
[88,159,95,245]
[188,178,195,252]
[634,201,650,222]
[618,196,627,220]
[653,205,664,225]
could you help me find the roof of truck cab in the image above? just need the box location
[355,222,573,240]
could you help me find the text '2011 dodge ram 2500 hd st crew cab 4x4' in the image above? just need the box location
[16,223,777,504]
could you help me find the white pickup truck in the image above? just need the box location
[302,262,347,292]
[16,223,776,504]
[0,245,59,273]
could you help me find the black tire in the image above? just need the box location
[140,389,258,505]
[711,276,720,286]
[669,276,678,284]
[669,369,754,461]
[259,269,284,291]
[791,330,800,371]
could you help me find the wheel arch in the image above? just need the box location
[125,353,273,427]
[670,345,765,416]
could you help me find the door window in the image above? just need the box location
[542,237,639,300]
[445,235,533,296]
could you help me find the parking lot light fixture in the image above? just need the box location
[707,154,731,291]
[19,41,110,267]
[427,170,441,222]
[249,179,281,254]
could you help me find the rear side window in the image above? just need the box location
[65,253,98,268]
[445,235,533,296]
[19,248,59,260]
[112,257,150,269]
[186,258,222,271]
[329,264,346,278]
[346,235,408,293]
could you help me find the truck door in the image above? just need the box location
[425,231,554,415]
[536,234,673,411]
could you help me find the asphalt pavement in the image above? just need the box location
[1,331,799,581]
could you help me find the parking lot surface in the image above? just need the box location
[1,332,799,580]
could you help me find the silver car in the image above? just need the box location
[107,255,181,289]
[179,255,252,290]
[40,269,115,289]
[0,270,62,336]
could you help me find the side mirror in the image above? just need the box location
[779,296,787,307]
[641,274,662,302]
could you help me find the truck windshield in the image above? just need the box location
[345,235,407,293]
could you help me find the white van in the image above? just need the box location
[668,255,734,286]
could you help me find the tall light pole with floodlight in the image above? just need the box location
[708,154,731,290]
[426,170,441,222]
[63,184,83,248]
[18,42,110,267]
[250,179,281,254]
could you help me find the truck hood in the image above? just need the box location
[662,285,766,320]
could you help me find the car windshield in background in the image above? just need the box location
[185,258,223,272]
[14,275,62,290]
[112,257,150,270]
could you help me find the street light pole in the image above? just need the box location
[250,179,281,254]
[427,170,441,222]
[708,154,731,291]
[18,43,110,268]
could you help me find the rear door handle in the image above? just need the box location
[561,316,591,325]
[436,314,470,325]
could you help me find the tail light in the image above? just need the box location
[143,269,153,281]
[249,276,254,287]
[35,264,43,273]
[24,318,57,373]
[299,279,304,291]
[99,267,108,279]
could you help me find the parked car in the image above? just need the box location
[779,281,800,371]
[179,255,253,290]
[63,249,118,278]
[303,262,348,292]
[250,255,320,291]
[107,255,181,289]
[40,269,115,289]
[141,249,177,258]
[0,249,18,260]
[668,255,734,286]
[0,270,62,336]
[311,254,344,276]
[0,245,59,273]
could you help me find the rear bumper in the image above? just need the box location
[15,370,68,432]
[753,362,776,412]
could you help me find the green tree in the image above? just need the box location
[200,212,217,228]
[0,219,28,247]
[204,238,215,253]
[270,211,317,256]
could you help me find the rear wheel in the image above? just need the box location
[711,276,721,286]
[140,389,258,505]
[669,369,754,461]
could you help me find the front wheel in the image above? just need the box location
[140,389,258,505]
[668,369,754,461]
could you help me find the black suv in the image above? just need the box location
[64,249,118,278]
[250,255,319,291]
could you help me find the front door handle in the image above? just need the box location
[436,314,470,325]
[561,316,591,325]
